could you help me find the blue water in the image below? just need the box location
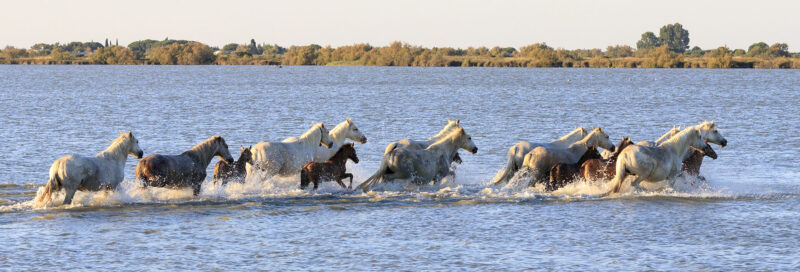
[1,66,798,270]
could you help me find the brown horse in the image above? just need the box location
[682,144,718,176]
[300,143,359,190]
[580,137,635,181]
[213,146,253,185]
[136,136,234,195]
[547,146,602,191]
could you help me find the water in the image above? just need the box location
[1,66,799,270]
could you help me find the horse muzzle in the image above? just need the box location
[136,151,144,159]
[359,137,368,144]
[607,145,616,152]
[719,139,727,147]
[470,147,478,154]
[352,157,360,163]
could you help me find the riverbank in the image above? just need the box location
[3,55,798,68]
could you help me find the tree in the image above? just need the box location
[222,43,238,51]
[658,23,690,53]
[747,42,768,53]
[605,45,634,58]
[636,32,660,50]
[90,46,136,64]
[686,46,704,57]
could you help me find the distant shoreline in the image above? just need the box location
[2,56,797,69]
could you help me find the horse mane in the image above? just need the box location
[428,120,461,140]
[697,120,717,130]
[329,120,349,139]
[557,127,586,141]
[298,123,326,145]
[97,133,131,159]
[427,127,463,151]
[183,136,222,165]
[658,127,699,150]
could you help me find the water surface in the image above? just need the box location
[1,66,798,270]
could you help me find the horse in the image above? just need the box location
[358,127,478,191]
[312,118,367,162]
[581,137,636,181]
[136,135,234,195]
[36,132,144,205]
[491,127,589,186]
[522,128,615,186]
[213,146,253,185]
[604,121,727,195]
[382,119,461,155]
[547,146,602,191]
[301,143,359,190]
[682,143,717,176]
[247,123,334,179]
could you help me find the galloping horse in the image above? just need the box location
[358,127,478,191]
[522,128,615,186]
[247,123,333,179]
[213,146,252,185]
[547,146,602,191]
[605,121,727,195]
[581,137,636,181]
[301,143,359,190]
[382,119,461,155]
[37,132,144,205]
[491,127,589,186]
[136,136,234,195]
[313,118,367,162]
[682,143,718,176]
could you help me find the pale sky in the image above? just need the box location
[1,0,798,51]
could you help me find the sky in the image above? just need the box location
[1,0,798,51]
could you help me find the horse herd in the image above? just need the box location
[35,118,727,206]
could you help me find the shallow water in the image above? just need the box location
[1,66,799,270]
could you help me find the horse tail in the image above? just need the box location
[603,159,628,197]
[357,156,390,192]
[490,150,516,186]
[383,142,397,155]
[37,174,61,203]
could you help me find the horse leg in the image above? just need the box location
[63,185,77,205]
[346,173,353,189]
[335,174,350,189]
[192,182,201,196]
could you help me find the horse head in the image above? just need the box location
[213,136,234,164]
[697,121,727,147]
[238,146,253,164]
[121,131,144,159]
[587,128,615,151]
[342,143,359,163]
[345,118,367,144]
[453,127,478,154]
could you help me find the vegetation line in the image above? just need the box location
[1,23,798,68]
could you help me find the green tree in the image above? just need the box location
[222,43,238,51]
[658,23,690,53]
[90,46,136,64]
[128,39,158,58]
[636,32,660,49]
[686,46,704,57]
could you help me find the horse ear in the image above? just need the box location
[241,146,246,152]
[320,122,325,128]
[346,118,351,124]
[128,131,133,137]
[456,119,460,125]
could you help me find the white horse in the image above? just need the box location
[247,123,334,179]
[358,127,478,191]
[382,119,461,154]
[522,128,615,185]
[491,127,589,186]
[37,132,144,205]
[605,121,727,195]
[312,118,367,162]
[636,126,682,147]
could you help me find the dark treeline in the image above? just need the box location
[2,23,798,68]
